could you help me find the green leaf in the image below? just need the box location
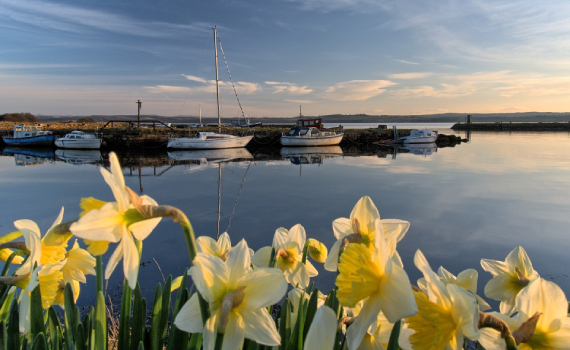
[188,333,202,350]
[118,281,133,350]
[149,283,163,350]
[7,299,20,350]
[75,324,87,350]
[279,298,291,350]
[29,285,45,340]
[159,276,172,345]
[92,291,107,350]
[47,307,63,350]
[0,289,15,324]
[31,332,48,350]
[0,321,7,350]
[64,284,78,350]
[386,320,401,350]
[131,284,146,350]
[302,288,319,340]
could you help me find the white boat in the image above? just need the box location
[401,128,438,144]
[167,147,253,164]
[54,130,102,149]
[168,27,252,150]
[280,126,343,147]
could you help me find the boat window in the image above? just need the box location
[299,128,309,136]
[310,128,318,135]
[288,127,301,136]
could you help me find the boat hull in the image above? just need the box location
[167,135,253,149]
[280,134,343,147]
[2,134,55,147]
[55,139,102,149]
[402,136,437,144]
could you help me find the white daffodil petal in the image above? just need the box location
[456,269,478,293]
[105,241,124,280]
[203,313,219,350]
[347,294,384,350]
[305,260,319,277]
[304,306,337,350]
[129,217,161,241]
[218,232,232,252]
[499,296,517,316]
[381,219,410,243]
[227,240,251,287]
[350,196,380,234]
[484,275,518,301]
[516,278,568,333]
[447,284,480,340]
[273,228,289,248]
[287,224,306,248]
[478,328,506,350]
[242,308,281,346]
[505,247,533,277]
[19,291,31,334]
[414,250,451,308]
[378,264,418,323]
[252,246,274,269]
[240,268,287,309]
[480,259,509,276]
[324,239,343,272]
[174,293,204,333]
[548,318,570,348]
[332,217,351,239]
[49,207,65,231]
[122,231,140,289]
[70,203,124,242]
[222,312,245,350]
[101,165,129,213]
[197,236,219,255]
[284,262,310,289]
[14,219,42,275]
[189,253,229,302]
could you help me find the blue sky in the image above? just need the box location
[1,0,569,118]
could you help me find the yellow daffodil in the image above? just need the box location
[346,303,396,350]
[418,266,491,311]
[479,277,570,350]
[70,152,161,289]
[481,246,538,315]
[336,221,417,350]
[174,240,287,350]
[251,224,318,289]
[303,306,338,350]
[288,288,326,326]
[307,238,328,263]
[18,267,40,334]
[37,260,66,309]
[197,232,254,261]
[405,250,479,350]
[324,196,410,272]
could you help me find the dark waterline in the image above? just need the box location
[1,128,570,310]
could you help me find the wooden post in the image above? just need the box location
[136,100,142,128]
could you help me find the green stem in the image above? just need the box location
[301,241,310,265]
[96,255,104,296]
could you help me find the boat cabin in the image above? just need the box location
[195,132,235,140]
[287,127,319,137]
[13,125,50,138]
[409,129,437,138]
[60,131,98,140]
[295,118,323,130]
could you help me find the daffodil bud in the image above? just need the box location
[308,238,328,263]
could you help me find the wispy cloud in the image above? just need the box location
[0,0,209,37]
[147,76,260,95]
[394,59,419,65]
[285,99,315,104]
[388,72,433,80]
[322,80,396,101]
[265,81,313,95]
[182,74,208,84]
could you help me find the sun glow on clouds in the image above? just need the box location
[149,75,260,95]
[389,72,433,80]
[265,81,313,95]
[322,80,396,101]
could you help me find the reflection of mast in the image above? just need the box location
[217,163,222,239]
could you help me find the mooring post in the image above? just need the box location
[136,100,142,128]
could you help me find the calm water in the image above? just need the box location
[1,128,570,308]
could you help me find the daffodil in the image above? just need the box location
[346,302,397,350]
[303,306,338,350]
[288,287,326,327]
[324,196,410,272]
[251,224,318,289]
[418,266,491,311]
[336,220,417,350]
[18,266,40,334]
[197,232,254,261]
[70,152,162,289]
[404,250,479,350]
[0,230,25,264]
[479,277,570,350]
[307,238,328,263]
[481,246,538,315]
[174,240,287,350]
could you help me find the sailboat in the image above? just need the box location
[167,27,253,149]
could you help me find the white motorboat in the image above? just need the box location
[167,27,252,150]
[280,126,343,147]
[401,128,438,144]
[55,130,102,149]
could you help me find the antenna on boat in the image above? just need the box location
[214,26,221,134]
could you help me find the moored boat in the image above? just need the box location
[401,128,438,144]
[2,125,55,147]
[280,126,343,147]
[55,130,103,149]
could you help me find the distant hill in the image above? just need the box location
[36,112,570,124]
[1,113,37,122]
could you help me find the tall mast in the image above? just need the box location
[214,26,221,134]
[199,104,202,125]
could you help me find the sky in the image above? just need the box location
[0,0,569,119]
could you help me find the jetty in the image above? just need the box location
[452,121,570,131]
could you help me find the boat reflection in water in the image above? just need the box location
[2,147,55,166]
[55,149,103,165]
[395,143,437,158]
[167,147,253,165]
[280,145,343,165]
